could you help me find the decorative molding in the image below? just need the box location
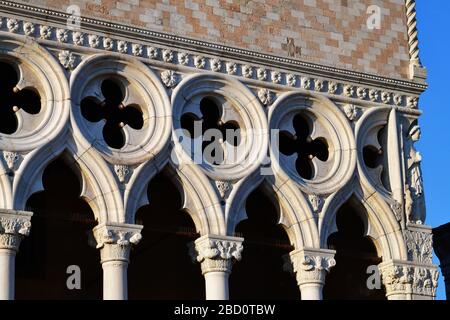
[0,210,33,251]
[160,70,178,88]
[191,235,244,274]
[0,1,426,96]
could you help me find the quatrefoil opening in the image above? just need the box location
[180,97,241,165]
[279,114,329,180]
[0,61,41,134]
[80,78,144,149]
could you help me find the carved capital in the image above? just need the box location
[379,260,439,299]
[190,235,244,274]
[0,209,33,251]
[289,249,336,286]
[92,223,143,263]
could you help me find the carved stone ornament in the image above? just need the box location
[58,50,77,70]
[379,263,413,295]
[114,164,132,184]
[215,180,233,201]
[258,88,274,106]
[161,70,178,88]
[226,62,237,75]
[343,104,360,121]
[308,194,324,214]
[290,249,336,285]
[92,223,143,263]
[194,56,206,69]
[390,201,403,222]
[210,58,222,72]
[0,210,33,251]
[191,235,244,274]
[3,151,22,172]
[403,228,433,264]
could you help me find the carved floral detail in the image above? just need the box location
[23,22,35,36]
[72,31,84,46]
[40,25,52,39]
[178,52,189,65]
[407,96,418,109]
[6,18,19,33]
[3,151,21,171]
[88,34,100,48]
[287,74,297,87]
[215,181,233,201]
[194,56,205,69]
[162,49,173,63]
[314,79,324,91]
[161,70,178,88]
[258,88,274,106]
[328,81,338,94]
[242,65,253,78]
[56,28,68,42]
[210,58,222,72]
[114,164,131,184]
[343,84,355,97]
[343,104,360,121]
[369,89,380,102]
[301,77,311,89]
[290,251,336,285]
[394,94,403,106]
[58,50,77,70]
[308,194,324,214]
[132,43,143,56]
[117,40,128,53]
[271,71,282,84]
[382,92,392,104]
[390,201,403,222]
[103,37,114,50]
[257,68,267,81]
[357,87,368,100]
[226,62,237,75]
[147,46,158,59]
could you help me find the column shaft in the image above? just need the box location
[204,271,229,300]
[102,261,128,300]
[0,249,15,300]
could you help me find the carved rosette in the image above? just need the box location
[92,223,143,264]
[289,249,336,286]
[191,235,244,275]
[0,210,33,251]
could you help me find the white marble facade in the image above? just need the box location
[0,0,439,300]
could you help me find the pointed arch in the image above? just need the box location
[320,177,407,261]
[12,133,123,223]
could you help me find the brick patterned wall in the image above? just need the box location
[21,0,411,79]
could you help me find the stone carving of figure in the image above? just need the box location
[405,125,425,224]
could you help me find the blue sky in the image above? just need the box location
[415,0,449,300]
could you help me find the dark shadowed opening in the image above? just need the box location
[229,185,300,299]
[128,170,204,299]
[323,198,386,300]
[15,157,101,300]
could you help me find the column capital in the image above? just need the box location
[92,222,143,264]
[190,234,244,274]
[289,248,336,286]
[379,260,439,300]
[0,209,33,251]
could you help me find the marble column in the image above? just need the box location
[289,248,336,300]
[190,234,244,300]
[92,223,143,300]
[0,209,33,300]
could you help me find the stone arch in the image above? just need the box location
[226,173,319,249]
[0,34,70,209]
[12,133,123,224]
[125,154,226,236]
[320,178,407,261]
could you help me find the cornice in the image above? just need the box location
[0,0,426,96]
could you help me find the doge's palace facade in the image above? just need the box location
[0,0,439,300]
